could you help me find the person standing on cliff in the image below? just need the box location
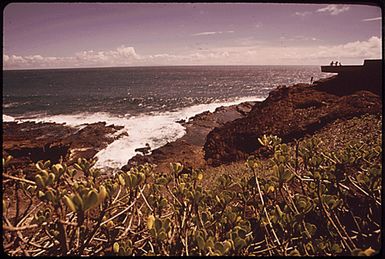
[310,76,313,84]
[330,61,334,66]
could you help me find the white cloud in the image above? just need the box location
[146,50,230,65]
[3,45,141,69]
[26,55,44,61]
[74,45,140,65]
[11,55,24,61]
[202,36,381,65]
[312,36,382,60]
[116,46,139,59]
[3,54,9,62]
[192,32,217,36]
[279,35,318,42]
[3,36,382,68]
[294,11,312,17]
[317,5,350,15]
[362,17,381,22]
[4,54,74,68]
[191,30,234,36]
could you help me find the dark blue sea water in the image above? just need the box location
[2,65,332,167]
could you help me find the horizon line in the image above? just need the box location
[2,63,344,71]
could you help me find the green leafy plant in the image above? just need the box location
[2,133,381,256]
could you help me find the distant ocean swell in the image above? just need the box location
[3,95,266,168]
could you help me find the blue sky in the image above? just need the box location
[3,3,382,69]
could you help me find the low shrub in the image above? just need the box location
[2,134,381,256]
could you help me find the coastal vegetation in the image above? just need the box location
[2,121,381,256]
[3,2,382,257]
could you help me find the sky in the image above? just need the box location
[2,3,382,69]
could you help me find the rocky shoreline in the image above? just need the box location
[2,71,382,174]
[126,72,381,171]
[2,121,126,173]
[123,101,255,172]
[2,102,255,173]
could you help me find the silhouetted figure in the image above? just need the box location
[330,61,334,66]
[310,76,313,84]
[135,143,151,155]
[339,62,342,66]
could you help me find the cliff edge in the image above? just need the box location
[204,64,382,166]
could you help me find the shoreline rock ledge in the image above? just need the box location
[3,121,125,172]
[123,102,255,172]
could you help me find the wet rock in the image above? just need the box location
[62,122,124,162]
[3,122,75,168]
[3,121,125,170]
[176,119,186,123]
[135,143,151,155]
[124,102,255,172]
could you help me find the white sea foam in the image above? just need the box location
[7,96,266,168]
[3,114,16,122]
[95,95,265,168]
[17,112,125,129]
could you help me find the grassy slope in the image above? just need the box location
[203,114,382,190]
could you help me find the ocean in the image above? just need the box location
[3,65,332,168]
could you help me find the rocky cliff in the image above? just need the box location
[204,75,382,166]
